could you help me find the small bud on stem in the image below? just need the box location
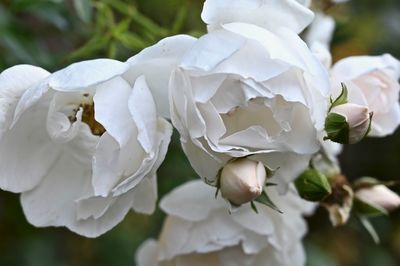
[220,158,266,206]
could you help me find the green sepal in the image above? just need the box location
[353,198,388,217]
[295,168,332,202]
[329,83,348,112]
[254,191,283,213]
[363,112,374,139]
[250,201,259,214]
[324,112,350,144]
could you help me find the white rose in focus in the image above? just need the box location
[0,35,196,237]
[201,0,314,33]
[135,181,314,266]
[331,54,400,136]
[170,22,330,192]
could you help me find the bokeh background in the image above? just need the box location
[0,0,399,265]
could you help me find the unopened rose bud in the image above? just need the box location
[356,185,400,213]
[325,103,372,144]
[220,158,266,206]
[295,168,332,202]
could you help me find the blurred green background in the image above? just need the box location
[0,0,399,265]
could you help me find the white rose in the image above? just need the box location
[0,35,195,237]
[331,54,400,136]
[170,22,330,192]
[201,0,314,33]
[135,181,314,266]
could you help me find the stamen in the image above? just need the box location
[80,103,106,136]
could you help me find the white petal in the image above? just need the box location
[76,195,114,220]
[92,132,145,196]
[21,153,136,237]
[125,35,197,118]
[49,59,129,92]
[332,54,400,81]
[135,239,159,266]
[305,12,335,49]
[231,204,274,235]
[252,152,311,193]
[21,154,92,228]
[0,65,49,136]
[111,118,172,196]
[158,213,244,260]
[201,0,314,34]
[181,29,246,72]
[371,104,400,136]
[46,92,88,143]
[181,137,228,183]
[128,75,158,153]
[170,68,206,139]
[93,76,134,146]
[223,23,330,92]
[0,105,59,192]
[131,174,157,214]
[160,180,223,221]
[13,81,51,125]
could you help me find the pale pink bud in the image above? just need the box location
[220,158,266,205]
[331,103,371,144]
[356,185,400,211]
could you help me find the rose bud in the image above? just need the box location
[220,158,266,206]
[356,184,400,213]
[325,103,372,144]
[295,168,332,202]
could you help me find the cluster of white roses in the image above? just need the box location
[1,0,400,265]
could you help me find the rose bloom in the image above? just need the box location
[135,181,314,266]
[170,21,330,191]
[331,54,400,136]
[0,35,195,237]
[201,0,314,34]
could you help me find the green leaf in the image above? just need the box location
[295,168,332,202]
[171,5,187,34]
[324,112,349,144]
[67,34,110,61]
[115,32,147,50]
[101,0,135,16]
[112,19,131,37]
[107,41,117,59]
[73,0,92,24]
[254,191,282,213]
[329,83,348,112]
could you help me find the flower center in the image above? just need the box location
[68,93,106,136]
[79,102,106,136]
